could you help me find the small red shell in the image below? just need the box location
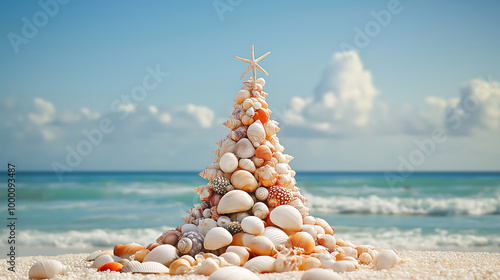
[97,262,123,272]
[253,109,269,124]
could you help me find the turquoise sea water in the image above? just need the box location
[1,171,499,256]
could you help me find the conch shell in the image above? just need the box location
[264,120,280,136]
[223,119,242,130]
[255,165,278,187]
[199,169,224,181]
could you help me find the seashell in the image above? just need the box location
[235,90,251,104]
[97,262,123,272]
[274,163,288,174]
[298,257,321,271]
[29,260,68,279]
[359,252,373,265]
[199,169,224,181]
[239,158,256,173]
[197,218,218,236]
[289,198,309,218]
[210,194,223,207]
[248,236,276,256]
[255,165,278,187]
[134,249,149,262]
[194,184,213,202]
[317,234,336,250]
[252,101,262,110]
[228,126,247,142]
[277,174,294,189]
[195,257,219,276]
[204,227,233,250]
[335,238,346,247]
[203,208,212,218]
[229,211,250,223]
[332,260,358,273]
[356,245,375,258]
[231,232,255,247]
[114,242,145,259]
[300,225,318,241]
[251,156,265,168]
[247,121,266,147]
[372,249,399,270]
[290,232,315,254]
[217,190,254,214]
[317,253,336,269]
[255,145,273,161]
[256,78,266,87]
[230,170,259,192]
[182,223,198,233]
[303,216,315,225]
[252,202,269,219]
[243,98,253,110]
[92,254,122,268]
[143,244,179,267]
[226,246,250,265]
[341,246,358,258]
[253,108,270,123]
[267,185,293,207]
[255,187,269,201]
[243,256,276,273]
[301,268,341,280]
[206,162,220,170]
[262,226,291,248]
[131,261,169,274]
[216,139,224,147]
[121,260,141,273]
[86,250,105,261]
[263,120,279,136]
[178,231,204,257]
[158,230,182,246]
[235,138,255,159]
[270,205,303,232]
[315,218,334,235]
[220,138,237,155]
[217,215,231,227]
[169,258,192,275]
[314,226,325,235]
[274,248,300,272]
[246,107,255,117]
[223,119,242,130]
[220,252,241,266]
[208,266,259,280]
[241,114,255,126]
[220,152,238,173]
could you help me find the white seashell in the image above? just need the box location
[198,218,218,236]
[235,138,255,159]
[301,268,341,280]
[29,260,68,279]
[121,260,141,273]
[142,244,179,267]
[247,121,266,147]
[195,258,219,276]
[243,256,276,273]
[169,258,192,275]
[315,218,334,235]
[208,266,259,280]
[342,246,358,258]
[131,262,169,274]
[318,253,336,269]
[332,260,358,273]
[204,227,233,250]
[217,216,231,227]
[86,250,103,261]
[243,99,253,110]
[303,216,316,225]
[359,252,373,265]
[298,258,322,271]
[256,78,266,87]
[264,120,280,137]
[91,255,121,268]
[230,171,259,192]
[252,202,269,219]
[182,223,198,233]
[277,174,294,189]
[252,101,262,110]
[372,250,399,270]
[270,205,303,232]
[248,236,276,256]
[226,246,250,265]
[217,190,254,214]
[289,170,296,177]
[314,225,325,235]
[317,234,336,250]
[252,156,265,168]
[223,119,242,130]
[199,168,224,180]
[289,198,310,218]
[301,225,318,241]
[220,138,236,155]
[220,252,241,266]
[246,107,255,117]
[255,187,269,201]
[262,226,291,247]
[239,158,256,173]
[275,163,288,174]
[274,152,286,163]
[220,152,238,173]
[229,211,250,223]
[203,208,212,218]
[241,115,255,126]
[235,90,251,104]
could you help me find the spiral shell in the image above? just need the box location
[228,126,247,142]
[156,230,181,246]
[252,202,269,219]
[241,216,265,235]
[255,165,278,187]
[239,158,256,173]
[230,170,259,192]
[223,119,242,130]
[169,258,192,275]
[235,138,255,159]
[199,169,224,181]
[114,242,145,258]
[29,260,68,279]
[217,215,231,227]
[247,121,266,147]
[220,138,236,155]
[252,156,265,168]
[359,252,373,265]
[263,120,279,137]
[255,187,269,201]
[241,114,255,126]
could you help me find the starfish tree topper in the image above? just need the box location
[234,44,271,81]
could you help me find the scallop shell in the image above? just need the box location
[114,242,145,258]
[220,138,236,155]
[247,121,266,147]
[255,145,273,161]
[301,268,341,280]
[195,258,219,276]
[241,216,265,235]
[255,165,278,187]
[241,115,255,126]
[235,138,255,159]
[300,225,318,241]
[262,226,291,248]
[220,152,238,173]
[317,234,336,250]
[131,262,169,274]
[248,236,276,256]
[204,227,233,250]
[91,255,122,268]
[29,260,68,279]
[290,232,315,254]
[197,218,218,236]
[372,250,399,270]
[243,256,276,273]
[226,246,250,265]
[255,187,269,201]
[359,252,373,265]
[142,244,179,267]
[223,119,242,130]
[230,170,259,192]
[235,90,251,104]
[239,158,256,173]
[121,260,141,273]
[208,266,259,280]
[332,260,358,273]
[298,257,321,271]
[270,205,303,232]
[264,120,280,137]
[219,252,241,266]
[217,190,254,214]
[217,215,231,227]
[169,258,192,275]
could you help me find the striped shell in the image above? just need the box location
[243,256,276,273]
[29,260,68,279]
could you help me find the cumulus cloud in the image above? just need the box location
[28,98,55,125]
[283,51,378,136]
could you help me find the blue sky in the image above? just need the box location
[1,0,500,172]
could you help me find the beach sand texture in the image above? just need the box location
[2,250,500,279]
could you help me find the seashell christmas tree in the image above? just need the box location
[68,45,401,278]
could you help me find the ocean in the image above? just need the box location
[1,171,500,256]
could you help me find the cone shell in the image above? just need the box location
[208,266,259,280]
[169,258,192,275]
[262,226,291,248]
[29,260,67,279]
[114,242,145,258]
[235,90,251,104]
[226,246,250,265]
[204,227,233,250]
[290,232,315,254]
[243,256,276,273]
[270,205,303,232]
[298,257,321,271]
[131,262,169,274]
[302,268,341,280]
[235,138,255,159]
[263,120,279,137]
[239,158,256,173]
[247,121,266,147]
[220,152,238,173]
[143,244,179,267]
[230,170,259,192]
[373,250,399,270]
[252,202,269,219]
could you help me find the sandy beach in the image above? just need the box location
[2,250,500,279]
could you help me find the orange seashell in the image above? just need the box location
[114,242,146,258]
[290,232,315,254]
[135,249,150,262]
[259,99,268,109]
[231,232,254,247]
[255,145,272,161]
[97,262,123,272]
[253,109,270,124]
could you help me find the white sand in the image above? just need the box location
[2,250,500,279]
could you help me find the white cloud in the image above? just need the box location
[28,98,55,125]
